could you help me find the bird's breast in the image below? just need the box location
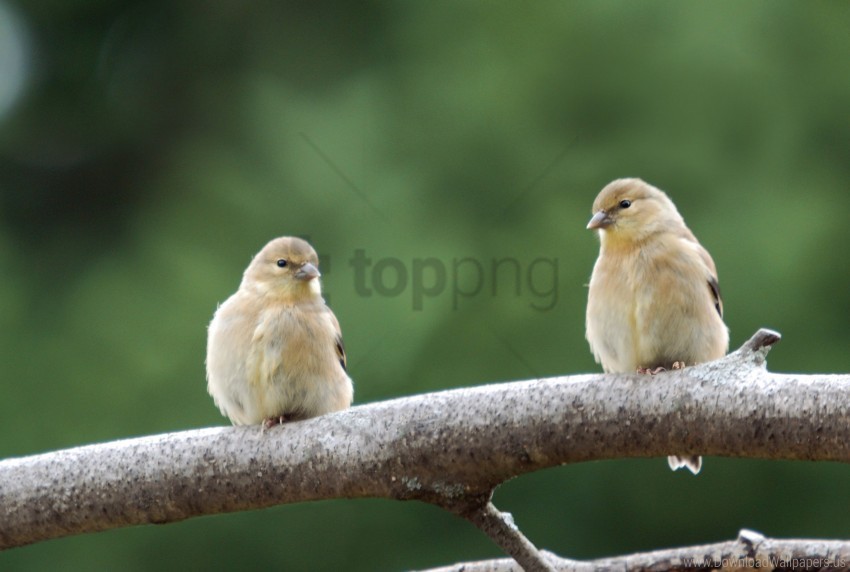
[253,304,338,382]
[586,252,639,372]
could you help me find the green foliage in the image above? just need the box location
[1,1,849,569]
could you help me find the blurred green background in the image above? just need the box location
[1,1,849,570]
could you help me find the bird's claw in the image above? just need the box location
[262,414,290,430]
[637,365,667,375]
[637,361,686,375]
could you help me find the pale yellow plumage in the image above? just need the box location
[585,178,728,474]
[206,237,353,426]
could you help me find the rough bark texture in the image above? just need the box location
[1,329,849,569]
[453,501,560,572]
[422,530,850,571]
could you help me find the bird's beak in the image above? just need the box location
[587,210,613,230]
[294,262,321,281]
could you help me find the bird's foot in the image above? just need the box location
[262,414,291,430]
[637,361,686,375]
[637,366,667,375]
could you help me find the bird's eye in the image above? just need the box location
[619,199,631,209]
[276,259,288,268]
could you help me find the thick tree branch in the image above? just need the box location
[2,328,849,565]
[420,529,850,571]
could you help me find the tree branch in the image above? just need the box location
[2,328,849,568]
[419,529,850,571]
[445,497,561,572]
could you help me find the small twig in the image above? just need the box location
[446,497,559,572]
[741,328,781,364]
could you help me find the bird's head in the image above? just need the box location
[242,236,322,302]
[587,178,685,245]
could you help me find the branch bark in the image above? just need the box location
[419,529,850,571]
[1,329,849,569]
[448,499,560,572]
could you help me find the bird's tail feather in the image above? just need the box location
[668,455,702,475]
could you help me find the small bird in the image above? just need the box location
[585,178,728,474]
[206,236,353,427]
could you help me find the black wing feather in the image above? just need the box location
[708,275,723,317]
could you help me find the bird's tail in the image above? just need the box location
[668,455,702,475]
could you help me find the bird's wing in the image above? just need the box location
[329,310,347,371]
[707,273,723,317]
[679,228,724,318]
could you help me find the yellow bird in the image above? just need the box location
[585,178,728,474]
[206,237,353,427]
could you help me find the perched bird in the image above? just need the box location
[206,237,353,427]
[585,178,728,474]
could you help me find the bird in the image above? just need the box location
[585,178,728,474]
[206,236,353,427]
